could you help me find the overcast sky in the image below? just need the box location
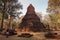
[19,0,49,16]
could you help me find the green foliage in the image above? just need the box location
[49,12,60,27]
[0,0,23,18]
[47,0,60,13]
[4,14,8,19]
[12,22,17,27]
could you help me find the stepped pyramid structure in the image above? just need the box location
[19,4,46,32]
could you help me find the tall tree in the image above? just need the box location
[7,1,22,30]
[0,0,7,30]
[47,0,60,30]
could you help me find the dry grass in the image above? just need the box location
[0,31,60,40]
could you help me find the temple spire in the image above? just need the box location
[27,4,35,13]
[19,4,46,32]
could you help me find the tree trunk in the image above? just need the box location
[0,2,6,31]
[8,16,13,30]
[1,13,4,29]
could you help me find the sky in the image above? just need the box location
[19,0,49,16]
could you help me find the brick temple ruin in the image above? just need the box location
[19,4,46,32]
